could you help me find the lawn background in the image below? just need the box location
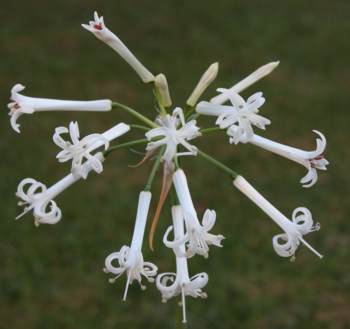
[0,1,349,328]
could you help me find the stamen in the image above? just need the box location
[15,205,34,220]
[123,272,132,301]
[181,287,187,324]
[299,237,323,259]
[94,24,103,30]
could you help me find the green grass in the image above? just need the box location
[1,1,349,328]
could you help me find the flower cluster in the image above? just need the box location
[7,11,330,324]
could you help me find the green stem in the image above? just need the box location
[130,124,150,132]
[200,127,221,134]
[197,149,238,178]
[185,105,195,119]
[104,139,148,157]
[144,147,164,191]
[174,156,180,169]
[112,101,157,128]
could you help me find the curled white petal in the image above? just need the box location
[53,121,108,179]
[197,89,270,144]
[183,210,224,258]
[53,122,129,179]
[104,246,157,301]
[15,154,104,225]
[249,130,329,188]
[233,176,322,259]
[146,108,201,163]
[103,191,156,300]
[157,205,208,323]
[172,170,224,258]
[15,178,62,225]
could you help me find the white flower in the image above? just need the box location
[145,108,201,163]
[249,130,329,187]
[103,191,157,301]
[233,176,323,259]
[197,89,270,144]
[53,122,130,179]
[7,84,112,133]
[157,206,208,323]
[210,61,279,105]
[82,11,154,83]
[186,62,219,107]
[171,169,224,258]
[15,153,104,226]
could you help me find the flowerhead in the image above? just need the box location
[272,207,321,259]
[172,169,224,258]
[233,175,322,259]
[205,88,270,144]
[104,246,158,300]
[53,121,109,179]
[16,178,62,226]
[163,207,224,258]
[15,153,104,225]
[145,108,201,163]
[103,191,157,300]
[300,130,329,187]
[81,11,110,41]
[248,130,329,187]
[157,206,208,323]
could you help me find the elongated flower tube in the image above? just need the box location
[15,153,104,226]
[82,11,154,83]
[145,108,201,163]
[197,89,270,144]
[233,176,322,259]
[53,122,130,179]
[7,84,112,133]
[103,191,157,301]
[172,169,224,258]
[186,62,219,107]
[248,131,329,188]
[210,61,279,105]
[157,206,208,323]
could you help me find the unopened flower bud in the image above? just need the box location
[186,62,219,107]
[155,73,172,107]
[210,61,279,105]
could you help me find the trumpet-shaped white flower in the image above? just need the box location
[15,153,104,226]
[7,84,112,133]
[145,108,201,163]
[82,11,154,83]
[210,61,280,105]
[197,89,270,144]
[53,122,130,179]
[172,169,224,258]
[103,191,157,301]
[249,130,329,188]
[157,206,208,323]
[233,176,322,259]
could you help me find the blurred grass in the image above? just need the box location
[0,0,349,328]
